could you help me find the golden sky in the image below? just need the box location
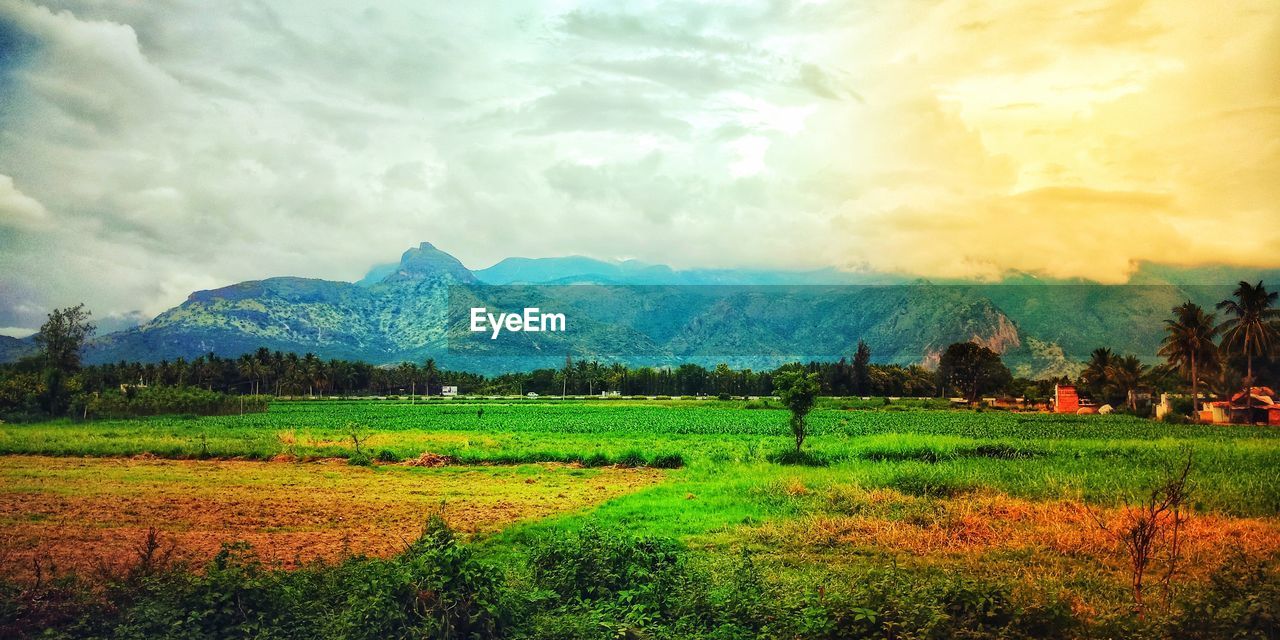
[819,0,1280,281]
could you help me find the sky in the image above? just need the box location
[0,0,1277,336]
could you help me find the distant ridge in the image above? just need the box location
[2,241,1275,376]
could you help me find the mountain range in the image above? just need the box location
[3,242,1277,377]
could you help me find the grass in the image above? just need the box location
[2,400,1277,513]
[3,399,1279,637]
[0,455,665,577]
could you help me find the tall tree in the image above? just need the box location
[938,342,1011,403]
[852,340,871,396]
[34,304,95,415]
[1081,347,1115,402]
[423,358,439,395]
[1105,355,1148,411]
[1216,281,1279,389]
[35,304,95,374]
[1158,302,1219,415]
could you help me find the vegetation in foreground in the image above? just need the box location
[4,506,1277,640]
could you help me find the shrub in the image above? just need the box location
[583,452,611,468]
[1168,553,1280,639]
[649,453,686,469]
[769,449,829,467]
[617,450,646,468]
[374,449,401,463]
[527,522,685,603]
[82,387,269,418]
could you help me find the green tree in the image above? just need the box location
[35,303,95,373]
[938,342,1011,403]
[852,340,871,396]
[1105,355,1148,411]
[423,358,439,395]
[1216,281,1279,389]
[34,304,95,415]
[1158,301,1219,415]
[774,369,820,452]
[1081,347,1115,402]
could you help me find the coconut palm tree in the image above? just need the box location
[1105,355,1148,411]
[1158,301,1219,415]
[1082,347,1115,402]
[1217,281,1279,417]
[1217,281,1279,382]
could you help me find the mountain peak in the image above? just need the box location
[380,242,477,284]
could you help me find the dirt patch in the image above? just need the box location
[0,455,665,578]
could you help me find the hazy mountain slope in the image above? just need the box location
[0,335,36,363]
[6,241,1270,376]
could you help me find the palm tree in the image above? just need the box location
[1217,281,1279,385]
[1158,302,1219,415]
[1105,355,1148,411]
[423,358,439,396]
[1217,281,1279,418]
[1082,348,1114,402]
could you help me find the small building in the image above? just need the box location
[440,385,458,397]
[1228,387,1279,425]
[1201,387,1280,425]
[1052,384,1079,414]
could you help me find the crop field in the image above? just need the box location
[2,399,1278,637]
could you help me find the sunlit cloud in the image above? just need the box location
[0,0,1276,331]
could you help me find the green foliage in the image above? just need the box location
[81,387,269,418]
[938,342,1012,402]
[0,516,506,640]
[775,370,821,452]
[1168,553,1280,639]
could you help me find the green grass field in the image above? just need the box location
[3,399,1278,513]
[3,399,1278,638]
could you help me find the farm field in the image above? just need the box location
[0,455,663,577]
[2,399,1279,638]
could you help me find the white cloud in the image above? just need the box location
[0,0,1276,327]
[0,174,49,229]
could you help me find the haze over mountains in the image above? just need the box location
[2,242,1276,377]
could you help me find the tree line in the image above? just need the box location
[1,281,1275,421]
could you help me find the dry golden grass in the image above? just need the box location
[752,484,1280,584]
[0,455,664,578]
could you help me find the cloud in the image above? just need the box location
[0,174,49,229]
[0,0,1276,327]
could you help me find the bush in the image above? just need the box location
[617,450,646,468]
[769,449,830,466]
[650,453,686,469]
[374,449,402,463]
[583,452,611,468]
[9,516,508,640]
[717,393,732,401]
[1168,553,1280,639]
[347,452,372,466]
[528,522,685,602]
